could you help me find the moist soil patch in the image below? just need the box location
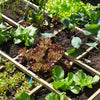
[1,0,24,22]
[81,47,100,72]
[30,87,50,100]
[52,28,91,51]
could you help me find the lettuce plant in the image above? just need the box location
[51,65,100,94]
[13,25,37,46]
[17,37,71,73]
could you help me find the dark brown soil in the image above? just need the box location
[31,87,50,100]
[1,0,24,22]
[81,47,100,72]
[52,28,90,51]
[82,0,100,6]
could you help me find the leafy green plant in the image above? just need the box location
[51,65,100,94]
[45,92,66,100]
[16,92,30,100]
[5,62,16,73]
[45,0,94,25]
[13,25,37,46]
[17,37,71,73]
[15,81,32,99]
[84,10,100,40]
[0,23,13,45]
[19,3,46,28]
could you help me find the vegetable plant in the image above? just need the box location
[45,0,94,25]
[13,25,37,46]
[51,65,99,94]
[0,23,13,45]
[84,10,100,43]
[19,3,46,29]
[17,37,71,74]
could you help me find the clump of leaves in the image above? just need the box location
[15,81,32,99]
[19,3,46,29]
[13,25,37,46]
[5,62,16,73]
[17,37,71,73]
[51,65,100,94]
[84,10,100,45]
[0,23,13,45]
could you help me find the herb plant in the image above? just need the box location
[17,37,71,73]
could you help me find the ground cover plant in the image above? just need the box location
[0,56,38,100]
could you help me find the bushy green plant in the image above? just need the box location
[51,65,99,94]
[45,0,100,26]
[13,25,37,46]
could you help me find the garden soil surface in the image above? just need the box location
[0,0,100,100]
[82,47,100,72]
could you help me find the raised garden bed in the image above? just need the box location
[0,0,100,100]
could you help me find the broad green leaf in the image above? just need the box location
[93,75,100,83]
[51,79,68,91]
[61,18,71,28]
[0,23,6,30]
[14,38,22,44]
[70,86,81,94]
[67,48,84,57]
[73,70,86,88]
[84,30,93,36]
[97,29,100,41]
[17,92,30,100]
[41,33,55,38]
[52,65,64,82]
[15,25,23,36]
[71,37,82,49]
[23,25,37,36]
[45,92,59,100]
[65,72,74,87]
[86,24,99,30]
[67,48,76,55]
[73,70,98,89]
[86,42,98,47]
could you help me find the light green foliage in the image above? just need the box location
[86,42,98,48]
[45,0,93,23]
[41,33,55,39]
[14,25,37,46]
[15,81,32,99]
[71,37,82,49]
[45,92,66,100]
[51,65,100,94]
[73,70,100,89]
